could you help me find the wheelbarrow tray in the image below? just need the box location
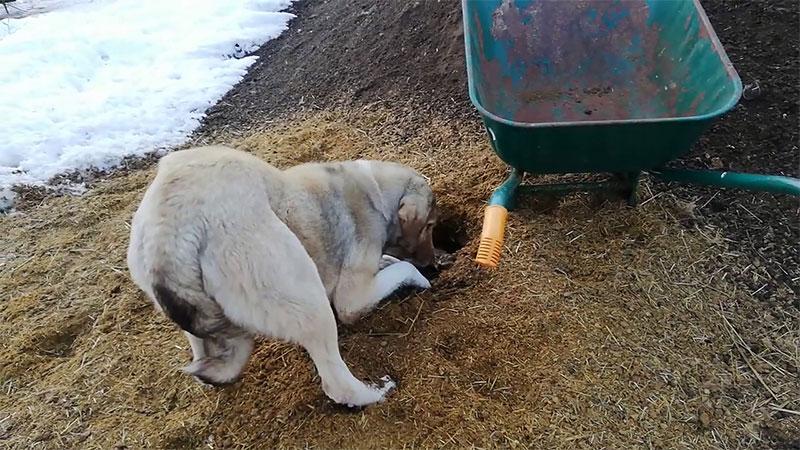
[462,0,742,174]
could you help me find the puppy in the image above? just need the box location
[126,145,437,407]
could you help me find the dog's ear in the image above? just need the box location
[396,188,437,267]
[398,195,427,245]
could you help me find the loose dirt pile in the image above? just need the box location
[198,0,471,138]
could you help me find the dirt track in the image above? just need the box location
[1,1,798,449]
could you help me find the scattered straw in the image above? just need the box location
[0,107,798,449]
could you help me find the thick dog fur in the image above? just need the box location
[126,145,437,407]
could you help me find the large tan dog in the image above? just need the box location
[126,146,437,407]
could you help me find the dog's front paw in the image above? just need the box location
[407,268,431,290]
[379,254,401,270]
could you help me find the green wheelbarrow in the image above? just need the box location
[461,0,800,268]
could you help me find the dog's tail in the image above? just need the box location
[151,271,229,340]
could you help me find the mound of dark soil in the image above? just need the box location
[201,0,472,133]
[672,0,799,304]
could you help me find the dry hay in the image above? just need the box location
[0,107,798,449]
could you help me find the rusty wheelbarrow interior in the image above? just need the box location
[462,0,800,268]
[467,0,740,126]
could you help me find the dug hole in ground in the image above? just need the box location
[1,0,798,449]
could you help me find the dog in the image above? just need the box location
[126,145,438,407]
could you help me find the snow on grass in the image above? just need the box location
[0,0,293,194]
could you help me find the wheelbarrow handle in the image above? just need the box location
[475,169,523,268]
[652,168,800,197]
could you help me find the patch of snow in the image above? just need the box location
[1,0,97,20]
[0,0,294,192]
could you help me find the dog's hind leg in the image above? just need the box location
[210,273,394,406]
[182,330,255,386]
[185,331,206,361]
[199,211,394,406]
[220,293,394,406]
[333,261,430,324]
[207,272,395,405]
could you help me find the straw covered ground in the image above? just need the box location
[1,108,798,449]
[1,0,799,449]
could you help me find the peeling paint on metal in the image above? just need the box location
[467,0,731,125]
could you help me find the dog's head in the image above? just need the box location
[392,177,438,268]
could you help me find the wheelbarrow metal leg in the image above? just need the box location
[475,168,523,268]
